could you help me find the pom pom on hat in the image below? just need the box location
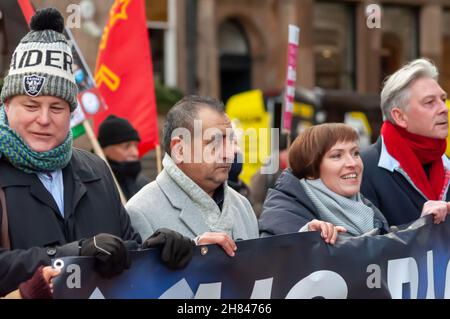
[30,7,65,33]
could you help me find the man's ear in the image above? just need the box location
[4,99,10,112]
[390,107,408,129]
[170,137,184,164]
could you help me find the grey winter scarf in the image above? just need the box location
[300,178,376,236]
[163,154,234,235]
[0,105,72,173]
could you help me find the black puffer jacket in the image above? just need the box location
[259,169,389,237]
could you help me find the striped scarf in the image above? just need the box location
[300,178,376,236]
[0,105,72,173]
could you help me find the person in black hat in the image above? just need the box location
[98,115,151,200]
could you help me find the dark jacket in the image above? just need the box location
[108,158,151,200]
[259,169,389,237]
[119,173,151,200]
[0,149,140,295]
[361,138,450,226]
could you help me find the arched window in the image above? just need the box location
[219,19,252,103]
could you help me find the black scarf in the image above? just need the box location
[108,159,142,199]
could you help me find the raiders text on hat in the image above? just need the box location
[10,49,73,73]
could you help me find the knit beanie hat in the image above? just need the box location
[98,115,141,147]
[1,8,78,112]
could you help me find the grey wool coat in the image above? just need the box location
[126,169,259,241]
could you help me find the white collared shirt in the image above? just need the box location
[378,136,450,200]
[37,169,64,216]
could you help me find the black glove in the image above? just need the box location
[143,228,195,270]
[80,233,131,278]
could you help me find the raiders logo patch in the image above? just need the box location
[23,74,45,96]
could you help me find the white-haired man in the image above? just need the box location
[361,58,450,226]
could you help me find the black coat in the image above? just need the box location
[0,149,141,295]
[118,173,151,200]
[259,169,389,237]
[361,138,450,226]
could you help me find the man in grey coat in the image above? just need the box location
[126,95,259,257]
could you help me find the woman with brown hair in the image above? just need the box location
[259,123,449,244]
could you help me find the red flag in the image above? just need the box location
[17,0,34,24]
[0,0,34,54]
[94,0,159,156]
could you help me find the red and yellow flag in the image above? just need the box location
[94,0,159,156]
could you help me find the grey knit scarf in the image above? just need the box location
[0,105,72,173]
[163,154,234,236]
[300,178,376,236]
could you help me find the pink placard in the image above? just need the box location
[282,25,300,132]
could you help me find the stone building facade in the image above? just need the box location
[2,0,450,178]
[7,0,450,100]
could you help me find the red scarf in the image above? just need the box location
[381,121,447,200]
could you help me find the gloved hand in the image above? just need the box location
[80,233,131,278]
[143,228,195,270]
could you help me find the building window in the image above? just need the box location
[146,0,168,23]
[146,0,176,86]
[381,5,419,83]
[149,29,165,83]
[147,0,168,84]
[442,10,450,93]
[314,2,355,90]
[219,19,252,103]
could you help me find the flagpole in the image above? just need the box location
[155,144,162,174]
[82,120,127,205]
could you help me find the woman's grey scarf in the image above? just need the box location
[300,178,376,236]
[163,154,234,236]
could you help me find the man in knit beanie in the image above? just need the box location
[98,115,150,200]
[0,8,194,297]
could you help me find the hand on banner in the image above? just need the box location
[421,200,450,224]
[18,266,61,299]
[307,219,347,245]
[80,233,131,278]
[143,228,195,270]
[196,232,237,257]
